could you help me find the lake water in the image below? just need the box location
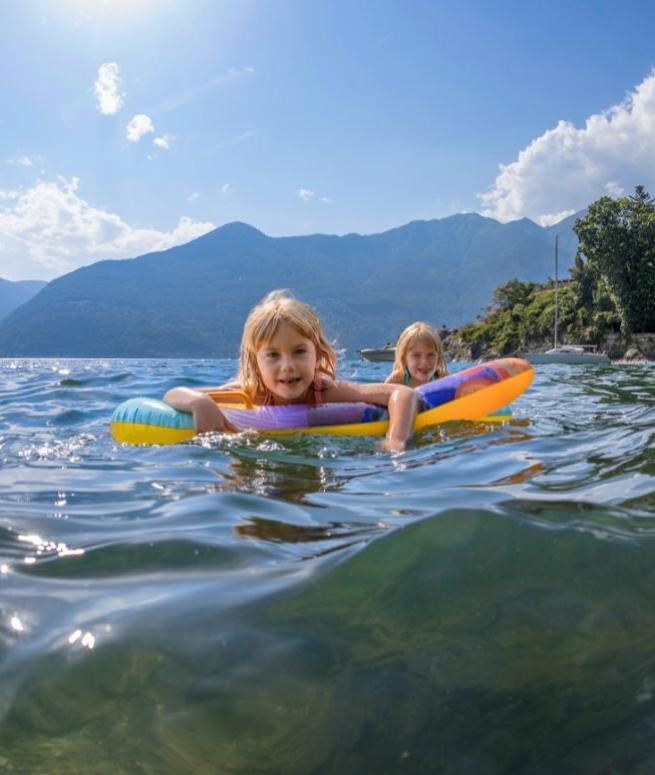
[1,357,655,774]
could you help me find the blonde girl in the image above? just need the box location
[386,322,447,388]
[164,290,418,451]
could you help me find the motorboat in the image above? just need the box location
[359,345,396,362]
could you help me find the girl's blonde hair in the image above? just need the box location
[237,290,337,400]
[390,322,447,381]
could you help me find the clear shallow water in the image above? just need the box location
[1,358,655,774]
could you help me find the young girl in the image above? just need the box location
[164,290,418,451]
[386,322,448,388]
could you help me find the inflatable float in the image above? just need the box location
[111,358,533,446]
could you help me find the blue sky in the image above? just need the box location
[1,0,655,280]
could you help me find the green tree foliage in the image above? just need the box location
[491,279,536,312]
[574,185,655,332]
[459,277,621,357]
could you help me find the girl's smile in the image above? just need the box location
[256,322,318,403]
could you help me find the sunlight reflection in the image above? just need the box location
[68,629,96,649]
[18,532,85,560]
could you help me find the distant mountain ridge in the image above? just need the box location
[0,278,47,324]
[0,212,583,357]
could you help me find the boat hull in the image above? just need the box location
[526,352,610,365]
[360,348,396,362]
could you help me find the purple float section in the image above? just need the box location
[220,401,388,432]
[218,358,529,432]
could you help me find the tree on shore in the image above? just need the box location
[573,186,655,333]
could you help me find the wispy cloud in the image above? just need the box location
[479,69,655,225]
[0,176,215,280]
[152,66,255,113]
[126,114,154,142]
[298,189,333,204]
[8,155,34,167]
[209,129,263,154]
[95,63,124,115]
[186,192,199,202]
[222,183,233,195]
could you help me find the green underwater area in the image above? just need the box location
[3,506,655,774]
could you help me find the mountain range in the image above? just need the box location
[0,278,47,324]
[0,212,582,357]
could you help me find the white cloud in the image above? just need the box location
[153,135,171,150]
[604,180,625,197]
[0,176,215,280]
[298,188,315,201]
[319,196,333,204]
[222,183,233,195]
[95,63,124,115]
[8,155,34,167]
[537,209,576,227]
[479,69,655,224]
[126,114,154,142]
[186,192,199,202]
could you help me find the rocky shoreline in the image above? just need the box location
[441,329,655,363]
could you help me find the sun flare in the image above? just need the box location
[63,0,161,23]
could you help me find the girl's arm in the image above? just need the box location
[323,381,418,452]
[163,387,231,432]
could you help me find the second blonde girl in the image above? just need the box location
[386,322,447,388]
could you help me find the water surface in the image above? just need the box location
[1,358,655,773]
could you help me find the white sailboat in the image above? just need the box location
[525,236,610,365]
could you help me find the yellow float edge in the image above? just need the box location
[111,421,196,446]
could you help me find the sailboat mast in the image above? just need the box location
[554,235,559,350]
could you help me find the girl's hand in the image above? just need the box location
[322,381,418,452]
[383,385,417,451]
[379,436,407,453]
[163,387,228,433]
[190,394,226,433]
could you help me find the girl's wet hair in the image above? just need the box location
[392,322,447,379]
[238,289,337,399]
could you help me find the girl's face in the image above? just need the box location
[405,339,438,384]
[256,322,318,403]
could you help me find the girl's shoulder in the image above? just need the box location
[199,380,242,393]
[385,370,404,385]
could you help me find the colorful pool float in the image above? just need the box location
[110,357,533,445]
